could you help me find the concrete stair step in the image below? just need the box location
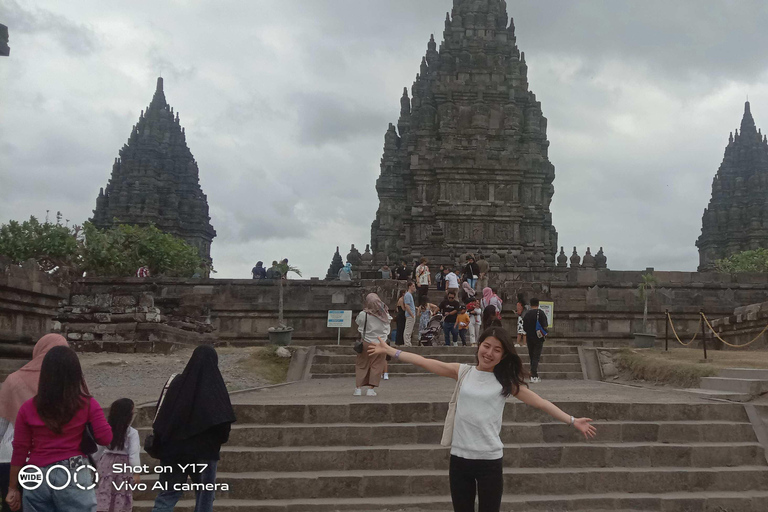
[317,345,579,356]
[720,368,768,380]
[310,363,584,375]
[133,401,752,428]
[312,353,582,364]
[132,466,768,501]
[133,490,768,512]
[681,388,755,403]
[189,442,767,472]
[312,371,585,380]
[700,377,768,395]
[137,420,759,447]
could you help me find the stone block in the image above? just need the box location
[139,293,154,308]
[93,313,111,323]
[81,333,95,341]
[67,333,82,340]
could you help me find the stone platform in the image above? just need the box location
[131,378,768,511]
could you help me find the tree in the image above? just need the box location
[715,249,768,273]
[0,214,79,272]
[637,273,657,333]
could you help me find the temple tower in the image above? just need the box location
[371,0,557,268]
[92,77,216,263]
[697,102,768,270]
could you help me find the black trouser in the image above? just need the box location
[396,310,406,346]
[449,455,503,512]
[418,285,429,306]
[527,336,545,377]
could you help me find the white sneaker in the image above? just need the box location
[366,389,377,397]
[530,377,540,383]
[353,388,362,396]
[514,344,521,348]
[383,373,389,380]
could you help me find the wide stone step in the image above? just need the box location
[137,420,758,448]
[700,377,768,395]
[310,362,584,375]
[720,368,768,380]
[133,401,751,428]
[133,490,768,512]
[312,371,585,380]
[312,353,582,364]
[317,345,579,356]
[132,466,768,501]
[196,442,766,472]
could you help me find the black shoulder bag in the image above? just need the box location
[80,400,98,466]
[353,314,368,354]
[143,373,178,459]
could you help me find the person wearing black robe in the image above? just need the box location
[150,345,236,512]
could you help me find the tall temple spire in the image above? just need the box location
[697,103,768,270]
[92,78,216,268]
[371,0,556,268]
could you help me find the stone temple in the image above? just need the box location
[371,0,557,268]
[697,102,768,270]
[92,77,216,264]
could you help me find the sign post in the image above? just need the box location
[327,310,353,345]
[539,301,554,329]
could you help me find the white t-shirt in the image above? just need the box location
[356,311,392,344]
[450,365,506,460]
[416,265,430,286]
[445,272,460,289]
[94,426,141,468]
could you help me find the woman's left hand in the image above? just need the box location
[573,418,597,439]
[6,488,21,511]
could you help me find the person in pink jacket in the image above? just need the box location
[6,346,112,512]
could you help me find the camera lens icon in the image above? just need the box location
[18,465,44,491]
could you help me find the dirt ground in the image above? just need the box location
[80,346,273,407]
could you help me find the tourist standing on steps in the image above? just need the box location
[463,256,480,291]
[395,261,410,280]
[482,306,502,330]
[439,291,461,346]
[467,297,482,346]
[415,258,431,306]
[368,327,596,512]
[435,265,445,291]
[354,294,392,396]
[522,298,549,383]
[516,298,528,348]
[476,254,490,292]
[395,290,406,346]
[7,346,112,512]
[251,261,266,279]
[460,281,476,305]
[150,345,236,512]
[0,334,69,512]
[444,267,460,295]
[481,288,503,316]
[403,282,417,347]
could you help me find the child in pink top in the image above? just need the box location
[6,346,112,512]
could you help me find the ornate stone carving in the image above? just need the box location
[326,247,344,280]
[570,247,581,268]
[346,245,363,267]
[557,247,568,268]
[595,247,608,269]
[582,247,596,269]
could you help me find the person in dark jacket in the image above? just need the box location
[522,298,549,383]
[150,345,236,512]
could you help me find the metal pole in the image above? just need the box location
[665,309,669,352]
[700,309,707,360]
[337,327,341,346]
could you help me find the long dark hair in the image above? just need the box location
[34,346,90,434]
[476,326,529,397]
[108,398,135,450]
[482,305,502,328]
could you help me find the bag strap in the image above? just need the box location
[153,373,178,422]
[449,365,472,406]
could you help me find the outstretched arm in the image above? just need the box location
[514,386,596,439]
[369,339,460,379]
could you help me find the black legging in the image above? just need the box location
[449,455,503,512]
[395,308,406,346]
[527,337,544,377]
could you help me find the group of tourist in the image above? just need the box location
[251,259,289,280]
[0,335,235,512]
[382,255,490,295]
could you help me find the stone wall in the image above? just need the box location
[708,301,768,350]
[0,260,69,343]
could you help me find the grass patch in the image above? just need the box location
[236,346,290,384]
[616,349,720,388]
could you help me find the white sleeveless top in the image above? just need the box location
[450,364,506,460]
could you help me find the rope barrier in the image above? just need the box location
[666,313,699,346]
[700,313,768,349]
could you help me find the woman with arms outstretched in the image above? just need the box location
[368,326,596,512]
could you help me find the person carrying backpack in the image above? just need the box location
[522,298,548,383]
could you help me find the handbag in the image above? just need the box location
[143,373,178,459]
[80,401,98,466]
[440,365,473,447]
[535,310,548,339]
[353,313,369,354]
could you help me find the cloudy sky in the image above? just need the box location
[2,0,768,278]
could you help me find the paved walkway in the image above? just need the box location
[232,376,710,405]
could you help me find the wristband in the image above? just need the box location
[569,416,575,426]
[395,350,402,360]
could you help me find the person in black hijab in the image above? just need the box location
[151,345,236,512]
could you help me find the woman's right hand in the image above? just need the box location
[6,488,21,511]
[368,338,391,357]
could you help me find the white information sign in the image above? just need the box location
[327,310,353,329]
[539,302,554,329]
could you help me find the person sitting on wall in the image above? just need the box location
[265,261,280,279]
[252,262,266,279]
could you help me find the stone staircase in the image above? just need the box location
[309,345,584,380]
[685,368,768,402]
[132,400,768,511]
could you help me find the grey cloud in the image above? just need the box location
[291,92,389,146]
[2,0,98,55]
